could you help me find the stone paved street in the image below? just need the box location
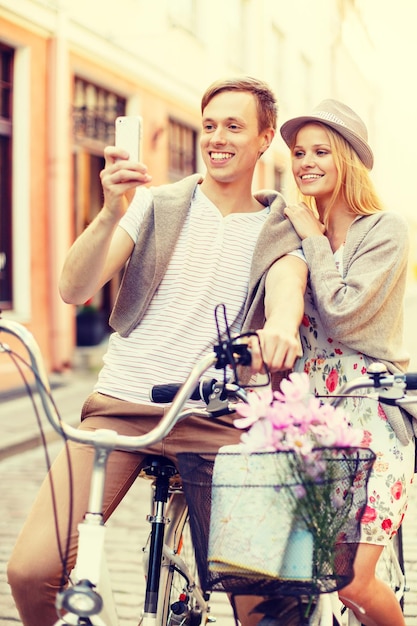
[1,439,416,625]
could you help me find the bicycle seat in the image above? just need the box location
[139,455,183,491]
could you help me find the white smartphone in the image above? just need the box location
[115,115,143,161]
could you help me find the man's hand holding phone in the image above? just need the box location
[100,115,151,219]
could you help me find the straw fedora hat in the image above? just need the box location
[280,99,374,170]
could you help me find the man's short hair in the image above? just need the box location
[201,76,278,132]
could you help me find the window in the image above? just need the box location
[272,25,285,98]
[73,77,126,145]
[299,53,312,111]
[72,76,127,233]
[72,78,127,338]
[225,0,246,68]
[168,118,197,181]
[0,44,13,309]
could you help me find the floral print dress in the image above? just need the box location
[294,246,414,545]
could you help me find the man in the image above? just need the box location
[8,76,306,626]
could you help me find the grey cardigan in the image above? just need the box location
[303,212,417,444]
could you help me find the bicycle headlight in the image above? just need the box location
[56,580,103,617]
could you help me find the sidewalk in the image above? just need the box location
[0,344,105,460]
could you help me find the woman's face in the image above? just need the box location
[291,123,338,205]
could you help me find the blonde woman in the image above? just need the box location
[280,100,415,626]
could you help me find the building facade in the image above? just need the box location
[0,0,375,390]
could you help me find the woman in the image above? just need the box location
[280,99,415,626]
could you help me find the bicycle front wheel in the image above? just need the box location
[159,492,208,626]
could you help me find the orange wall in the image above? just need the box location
[29,36,49,360]
[0,18,50,390]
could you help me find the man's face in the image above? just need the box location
[200,91,270,184]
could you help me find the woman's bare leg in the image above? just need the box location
[339,543,405,626]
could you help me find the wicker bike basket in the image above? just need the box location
[176,447,375,597]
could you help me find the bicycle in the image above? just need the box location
[0,316,414,626]
[1,315,259,626]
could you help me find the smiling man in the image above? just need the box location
[7,77,306,626]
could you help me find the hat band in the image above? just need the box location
[314,111,348,127]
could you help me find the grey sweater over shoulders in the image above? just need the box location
[109,174,300,338]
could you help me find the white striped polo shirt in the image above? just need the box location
[94,185,271,405]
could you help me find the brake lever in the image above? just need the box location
[206,382,249,417]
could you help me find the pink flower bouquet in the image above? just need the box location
[233,371,364,453]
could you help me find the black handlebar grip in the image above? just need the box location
[150,378,217,403]
[405,373,417,390]
[150,384,184,403]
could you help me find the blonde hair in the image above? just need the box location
[292,123,384,228]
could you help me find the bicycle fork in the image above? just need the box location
[142,461,176,619]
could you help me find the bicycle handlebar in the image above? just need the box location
[331,362,417,409]
[402,373,417,389]
[151,363,417,414]
[150,377,249,407]
[150,378,218,404]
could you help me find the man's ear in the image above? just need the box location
[259,128,275,156]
